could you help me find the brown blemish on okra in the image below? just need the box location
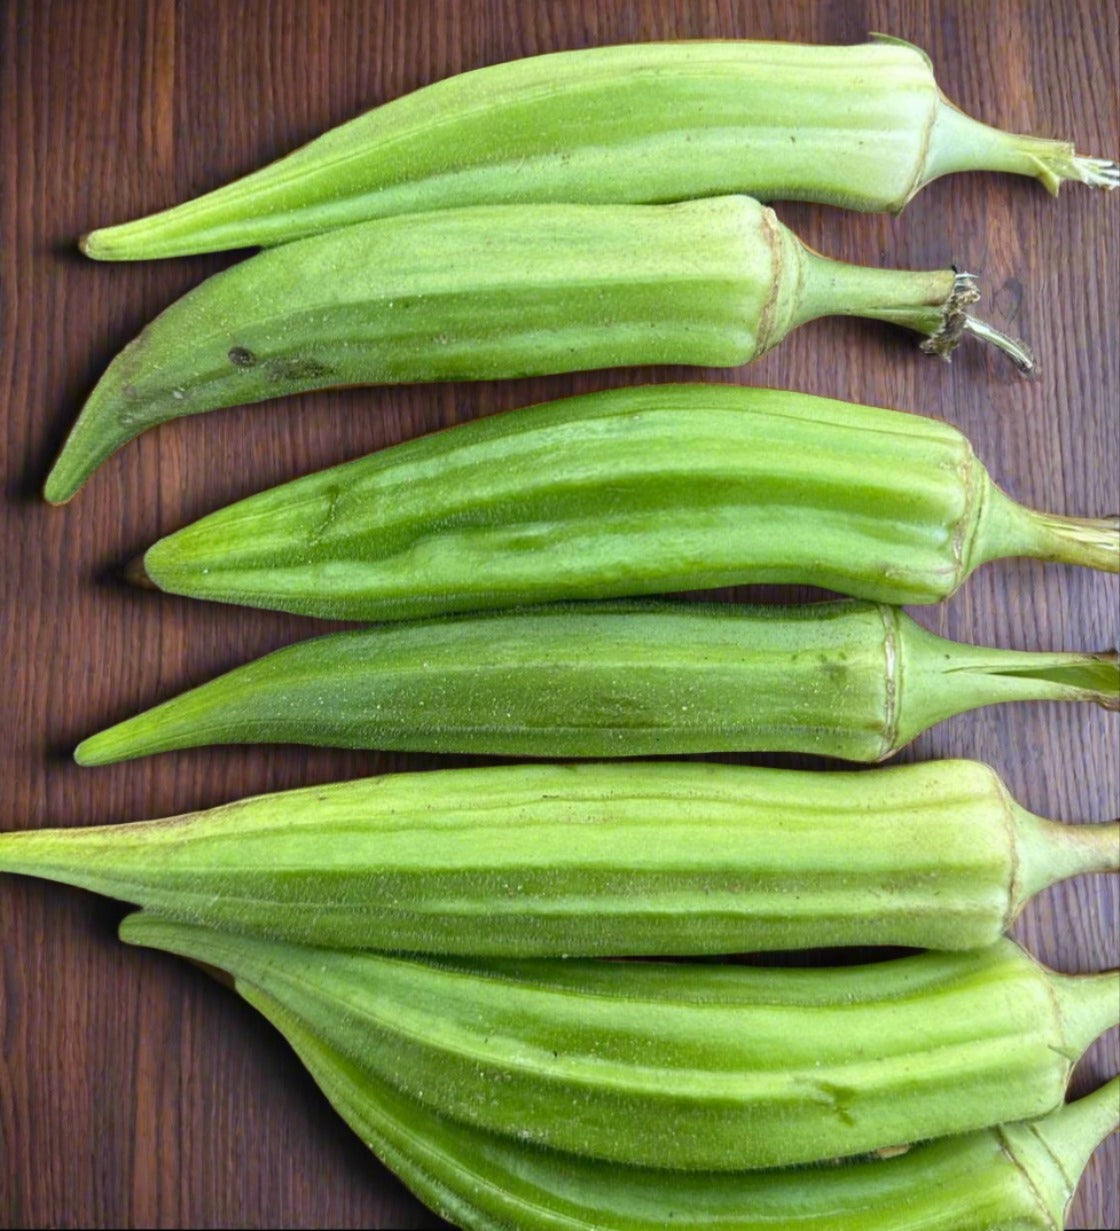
[918,272,1035,372]
[264,356,333,382]
[753,207,785,354]
[812,1080,858,1127]
[879,605,901,760]
[998,784,1024,934]
[952,448,986,581]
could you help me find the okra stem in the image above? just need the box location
[794,264,1032,371]
[1048,968,1120,1055]
[996,508,1120,574]
[923,96,1120,194]
[898,619,1120,752]
[973,483,1120,575]
[1013,813,1120,916]
[1001,1076,1120,1231]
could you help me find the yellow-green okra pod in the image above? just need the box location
[74,601,1119,765]
[46,196,1029,504]
[132,384,1120,619]
[4,760,1116,956]
[259,1008,1120,1231]
[120,915,1119,1172]
[304,1026,1120,1230]
[79,38,1118,260]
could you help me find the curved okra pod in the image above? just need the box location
[46,196,1029,504]
[131,384,1120,619]
[80,38,1119,260]
[120,915,1120,1173]
[73,600,1120,764]
[274,1013,1120,1231]
[3,760,1116,956]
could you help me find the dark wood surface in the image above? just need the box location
[1,1,1117,1226]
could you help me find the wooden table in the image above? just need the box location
[2,2,1116,1226]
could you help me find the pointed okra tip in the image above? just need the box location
[122,552,157,590]
[43,428,105,505]
[78,225,134,262]
[72,692,189,766]
[43,342,154,503]
[74,726,133,767]
[121,912,243,990]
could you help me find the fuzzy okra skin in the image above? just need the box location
[4,760,1117,956]
[73,600,1120,765]
[135,384,1120,619]
[266,1009,1120,1230]
[120,915,1120,1172]
[45,195,1029,505]
[79,38,1120,260]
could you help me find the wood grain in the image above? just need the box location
[1,1,1116,1227]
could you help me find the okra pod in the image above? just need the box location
[120,915,1119,1172]
[74,601,1120,765]
[2,760,1116,956]
[7,759,1118,955]
[132,384,1120,619]
[280,1006,1120,1230]
[79,38,1119,260]
[46,196,1029,504]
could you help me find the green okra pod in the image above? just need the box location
[80,38,1118,260]
[46,196,1029,504]
[277,1011,1120,1230]
[121,915,1120,1172]
[132,384,1120,619]
[3,760,1116,956]
[74,600,1120,765]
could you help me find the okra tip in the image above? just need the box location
[122,553,157,590]
[73,731,127,767]
[43,417,109,506]
[79,226,145,263]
